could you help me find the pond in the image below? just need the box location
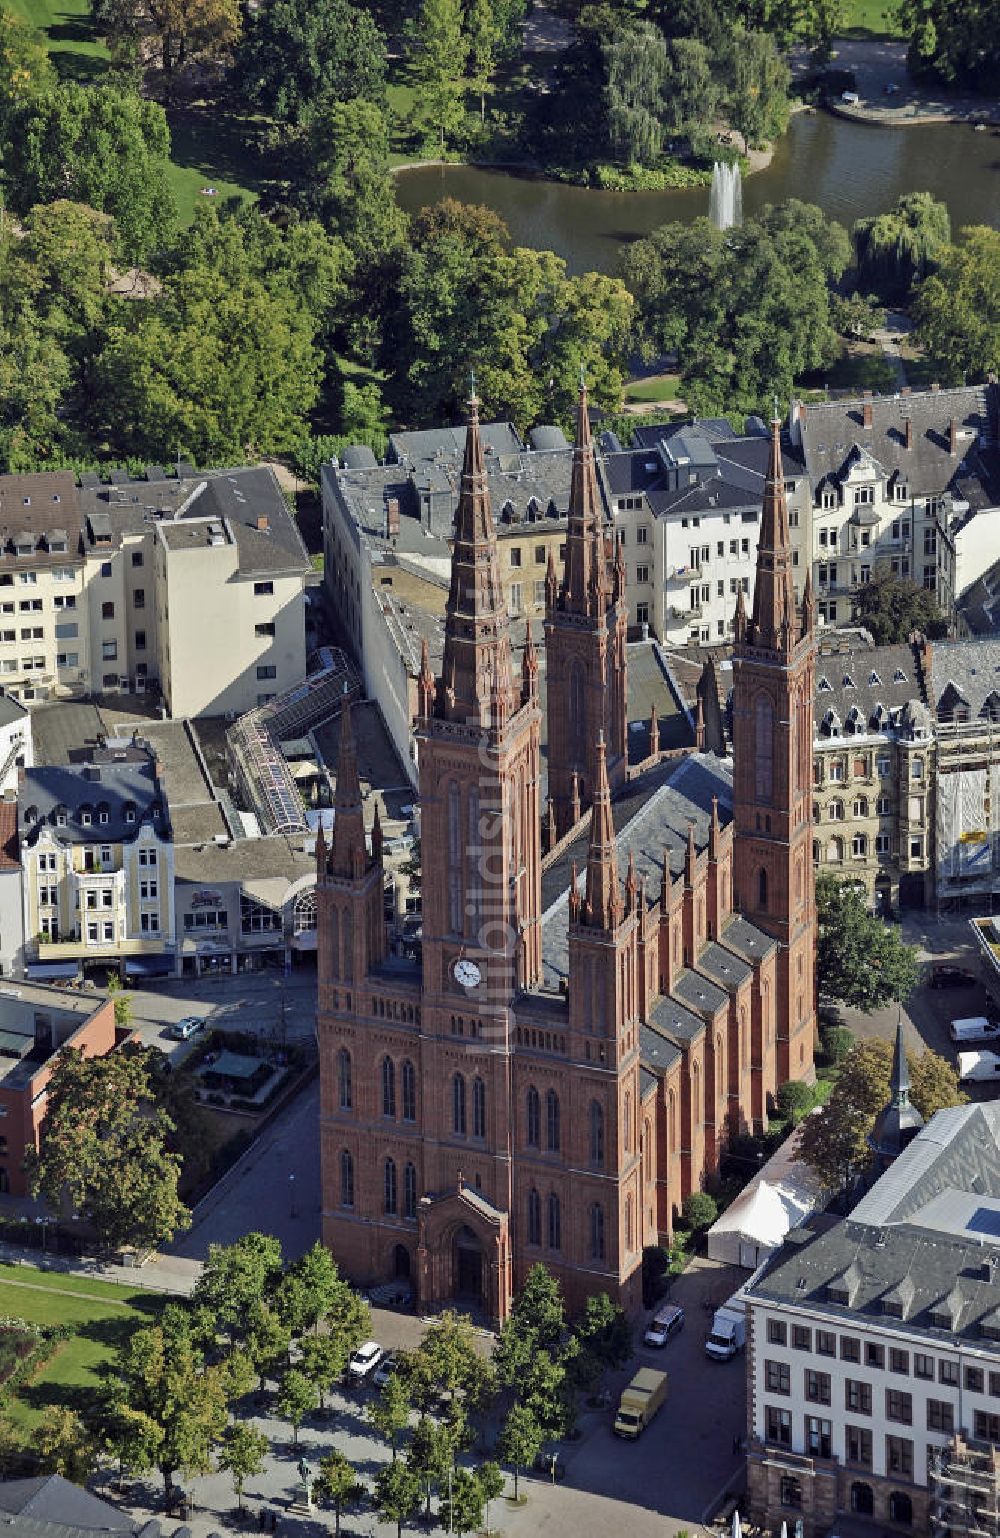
[396,111,1000,273]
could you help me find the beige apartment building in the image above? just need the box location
[812,635,934,912]
[0,467,310,719]
[18,741,175,980]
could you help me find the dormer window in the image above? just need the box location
[80,809,92,827]
[98,803,110,825]
[124,804,136,824]
[842,675,855,689]
[869,671,881,686]
[818,676,832,692]
[24,806,38,825]
[55,806,67,827]
[894,668,907,683]
[22,498,30,507]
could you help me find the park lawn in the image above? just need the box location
[837,0,904,39]
[625,373,683,404]
[0,1264,162,1428]
[5,0,109,80]
[164,108,262,226]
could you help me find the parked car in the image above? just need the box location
[930,963,977,989]
[166,1016,205,1041]
[372,1354,398,1389]
[958,1050,1000,1083]
[643,1303,685,1348]
[949,1016,1000,1044]
[348,1341,384,1382]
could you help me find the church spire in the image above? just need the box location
[801,566,815,640]
[439,388,516,726]
[521,621,539,705]
[331,691,366,879]
[748,416,797,653]
[582,732,621,930]
[562,379,603,616]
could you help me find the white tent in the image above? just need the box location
[707,1119,826,1268]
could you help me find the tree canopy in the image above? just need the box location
[235,0,386,129]
[853,192,951,305]
[817,875,921,1011]
[796,1035,965,1191]
[894,0,1000,89]
[853,569,948,645]
[912,226,1000,385]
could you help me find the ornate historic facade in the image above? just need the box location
[317,389,817,1324]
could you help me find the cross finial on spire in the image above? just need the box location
[579,363,586,390]
[772,393,780,424]
[469,366,477,401]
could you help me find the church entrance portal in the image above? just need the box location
[393,1244,411,1280]
[454,1224,484,1300]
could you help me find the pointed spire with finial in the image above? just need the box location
[439,385,516,726]
[708,795,721,861]
[521,621,538,705]
[545,548,559,612]
[371,800,383,866]
[801,566,815,640]
[331,689,367,879]
[417,637,435,720]
[695,692,705,750]
[746,414,797,653]
[649,701,660,759]
[570,770,581,827]
[637,872,649,941]
[733,583,747,644]
[315,817,327,880]
[583,732,621,930]
[568,860,580,921]
[562,376,604,616]
[546,796,557,853]
[625,848,637,914]
[685,821,697,886]
[661,845,671,911]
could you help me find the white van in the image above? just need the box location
[958,1050,1000,1083]
[949,1016,1000,1044]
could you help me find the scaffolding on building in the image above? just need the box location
[936,714,1000,917]
[929,1437,1000,1538]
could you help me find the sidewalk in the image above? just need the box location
[0,1241,201,1296]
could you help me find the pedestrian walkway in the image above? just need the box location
[0,1241,201,1295]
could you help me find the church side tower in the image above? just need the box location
[731,418,816,1088]
[317,693,386,991]
[545,383,627,840]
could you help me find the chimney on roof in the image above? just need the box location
[257,515,269,532]
[950,417,959,455]
[931,382,940,392]
[862,392,873,430]
[386,497,400,537]
[905,417,913,451]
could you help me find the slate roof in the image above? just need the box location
[389,421,523,465]
[0,1475,138,1533]
[928,638,1000,721]
[750,1102,1000,1344]
[697,939,752,992]
[0,690,28,730]
[601,427,805,518]
[0,801,19,871]
[719,913,777,967]
[813,638,926,737]
[18,758,167,846]
[798,383,999,496]
[175,835,313,885]
[538,751,733,988]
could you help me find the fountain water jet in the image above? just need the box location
[709,161,743,230]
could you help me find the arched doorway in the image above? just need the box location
[850,1482,874,1516]
[889,1492,912,1526]
[393,1244,411,1280]
[454,1224,483,1300]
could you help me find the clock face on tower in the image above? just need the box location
[452,958,482,990]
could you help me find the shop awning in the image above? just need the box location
[123,955,175,979]
[26,962,81,982]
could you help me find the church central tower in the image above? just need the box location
[731,417,816,1087]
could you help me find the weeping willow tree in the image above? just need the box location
[604,22,668,166]
[853,192,951,305]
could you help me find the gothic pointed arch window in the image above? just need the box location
[716,1035,724,1099]
[466,787,480,936]
[340,1149,354,1207]
[589,1100,604,1166]
[337,1048,352,1110]
[401,1060,416,1122]
[328,906,340,979]
[526,1086,540,1147]
[384,1157,397,1215]
[643,1119,651,1182]
[342,908,353,979]
[472,1076,486,1139]
[453,1073,467,1136]
[547,1192,561,1250]
[404,1162,417,1220]
[623,1090,631,1152]
[625,1194,633,1254]
[381,1056,396,1118]
[447,781,462,933]
[758,867,768,911]
[546,1089,561,1151]
[755,694,774,803]
[692,1061,701,1126]
[528,1188,541,1245]
[568,658,586,767]
[668,1089,677,1150]
[590,1204,605,1261]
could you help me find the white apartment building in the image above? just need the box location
[745,1098,1000,1537]
[18,743,175,980]
[795,383,999,627]
[0,473,91,702]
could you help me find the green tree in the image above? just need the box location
[103,971,132,1030]
[194,1234,284,1344]
[36,1407,98,1483]
[374,1459,422,1538]
[0,8,55,149]
[477,1461,505,1531]
[621,217,725,362]
[913,226,1000,384]
[105,1304,230,1498]
[93,0,241,76]
[411,0,468,153]
[497,1402,542,1499]
[235,0,385,127]
[830,290,885,341]
[317,1449,359,1537]
[852,568,948,644]
[817,875,921,1010]
[369,1371,412,1460]
[406,1415,452,1518]
[304,99,404,258]
[440,1466,486,1537]
[465,0,497,123]
[12,84,175,260]
[406,1309,491,1412]
[604,22,668,165]
[300,1332,350,1411]
[571,1292,631,1386]
[25,1047,188,1258]
[796,1036,965,1191]
[277,1368,315,1447]
[722,26,790,150]
[776,1079,815,1124]
[662,36,717,135]
[245,1305,292,1392]
[894,0,999,88]
[218,1422,268,1511]
[854,192,951,304]
[681,1190,718,1230]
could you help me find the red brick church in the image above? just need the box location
[317,386,816,1323]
